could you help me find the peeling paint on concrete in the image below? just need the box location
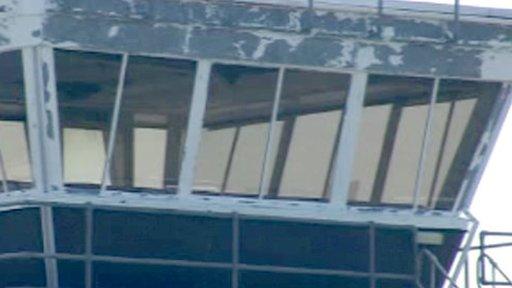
[355,46,381,69]
[381,27,395,40]
[45,110,54,139]
[388,55,403,66]
[42,62,50,102]
[108,25,119,38]
[0,0,510,81]
[38,0,512,81]
[479,49,512,81]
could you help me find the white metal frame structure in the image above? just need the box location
[0,44,507,230]
[0,0,511,287]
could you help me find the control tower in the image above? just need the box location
[0,0,510,287]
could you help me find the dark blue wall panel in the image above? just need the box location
[0,259,46,287]
[93,210,232,262]
[239,271,370,288]
[376,279,416,288]
[0,208,43,253]
[58,260,85,288]
[93,263,231,288]
[54,207,86,254]
[375,227,416,275]
[240,219,370,271]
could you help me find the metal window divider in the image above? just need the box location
[100,53,129,194]
[412,78,440,212]
[328,72,368,209]
[177,61,212,196]
[23,46,62,288]
[41,206,59,288]
[85,205,93,288]
[258,67,285,199]
[22,46,63,193]
[232,213,240,288]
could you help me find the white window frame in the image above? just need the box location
[3,45,509,231]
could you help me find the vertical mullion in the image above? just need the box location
[38,47,62,191]
[100,53,129,193]
[258,67,284,198]
[412,78,440,211]
[85,207,93,288]
[232,213,240,288]
[41,205,59,288]
[22,47,62,192]
[23,47,61,286]
[22,48,44,192]
[369,223,376,288]
[0,149,9,193]
[177,61,212,195]
[329,72,368,208]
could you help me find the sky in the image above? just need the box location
[405,0,512,283]
[408,0,512,9]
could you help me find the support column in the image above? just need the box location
[40,206,59,288]
[329,73,368,208]
[178,61,212,195]
[22,46,63,192]
[23,46,62,288]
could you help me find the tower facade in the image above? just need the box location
[0,0,510,287]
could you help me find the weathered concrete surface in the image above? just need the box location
[37,0,512,81]
[1,0,512,80]
[0,0,44,49]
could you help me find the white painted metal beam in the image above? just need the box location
[258,67,285,198]
[23,46,62,288]
[22,46,63,192]
[0,190,470,230]
[40,206,59,288]
[178,61,212,195]
[413,78,440,212]
[329,72,368,209]
[100,53,129,194]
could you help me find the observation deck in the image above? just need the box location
[0,0,510,287]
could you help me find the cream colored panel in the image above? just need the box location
[382,105,428,204]
[279,111,341,198]
[64,128,106,184]
[0,121,31,182]
[430,99,476,207]
[417,102,449,207]
[133,128,167,189]
[194,128,235,193]
[225,123,269,194]
[349,105,391,202]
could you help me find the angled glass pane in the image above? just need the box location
[267,69,350,200]
[108,56,196,192]
[194,64,278,196]
[349,75,501,210]
[420,80,501,210]
[56,49,121,187]
[0,50,33,190]
[349,75,434,206]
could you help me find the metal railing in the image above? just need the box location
[477,231,512,287]
[420,230,512,288]
[418,249,460,288]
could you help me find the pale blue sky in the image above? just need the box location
[409,0,512,8]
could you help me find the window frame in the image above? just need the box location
[0,47,49,194]
[9,45,510,222]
